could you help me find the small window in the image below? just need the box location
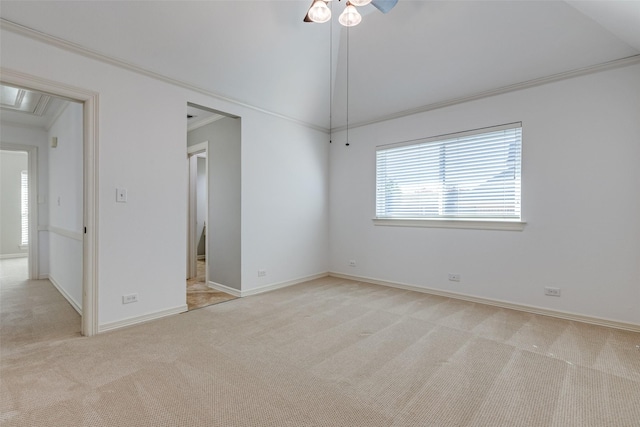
[21,170,28,246]
[375,123,522,228]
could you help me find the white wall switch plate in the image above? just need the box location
[116,188,127,203]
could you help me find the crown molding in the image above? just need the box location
[332,54,640,133]
[187,114,226,132]
[0,18,328,133]
[5,18,638,136]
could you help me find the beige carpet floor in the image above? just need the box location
[186,260,237,311]
[1,260,639,426]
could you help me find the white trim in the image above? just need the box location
[2,19,638,135]
[98,305,188,333]
[187,141,207,281]
[187,141,208,155]
[0,253,28,259]
[49,274,82,315]
[0,18,326,133]
[38,273,48,280]
[207,281,242,298]
[209,272,330,298]
[241,272,330,297]
[0,68,100,337]
[329,272,640,333]
[332,55,640,132]
[187,115,225,132]
[373,218,527,231]
[46,225,84,241]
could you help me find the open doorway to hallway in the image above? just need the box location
[185,103,239,310]
[0,83,83,344]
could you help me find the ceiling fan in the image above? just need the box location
[304,0,398,27]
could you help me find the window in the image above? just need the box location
[375,123,523,230]
[21,170,28,246]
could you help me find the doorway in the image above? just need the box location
[187,142,208,282]
[0,149,30,281]
[0,70,98,336]
[185,103,238,310]
[0,85,84,343]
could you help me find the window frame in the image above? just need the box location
[373,123,526,231]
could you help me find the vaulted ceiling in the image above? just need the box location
[1,1,638,130]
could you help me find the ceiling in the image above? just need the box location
[1,1,638,131]
[187,104,225,132]
[0,83,70,129]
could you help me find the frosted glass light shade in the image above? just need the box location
[350,0,372,6]
[308,1,331,23]
[339,4,362,27]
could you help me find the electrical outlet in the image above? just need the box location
[545,287,561,297]
[258,269,266,277]
[448,273,461,282]
[349,260,356,267]
[122,293,138,304]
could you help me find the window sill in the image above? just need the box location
[372,218,526,231]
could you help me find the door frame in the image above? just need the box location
[0,145,38,278]
[1,68,100,337]
[187,141,208,283]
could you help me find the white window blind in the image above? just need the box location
[376,123,522,221]
[21,170,28,246]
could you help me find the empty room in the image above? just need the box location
[0,1,638,426]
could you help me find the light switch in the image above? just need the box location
[116,188,127,203]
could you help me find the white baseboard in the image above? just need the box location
[38,274,49,280]
[48,274,82,315]
[329,272,640,333]
[0,253,28,260]
[99,305,188,333]
[240,272,330,297]
[207,281,241,297]
[208,272,330,298]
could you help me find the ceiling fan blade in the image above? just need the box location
[371,0,398,14]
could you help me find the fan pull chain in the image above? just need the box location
[346,25,350,147]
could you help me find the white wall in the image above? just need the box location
[330,63,640,326]
[0,124,49,274]
[1,26,330,327]
[241,112,330,292]
[0,150,28,257]
[188,118,241,290]
[47,102,83,310]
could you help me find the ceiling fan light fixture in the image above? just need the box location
[350,0,372,6]
[308,0,332,23]
[339,3,362,27]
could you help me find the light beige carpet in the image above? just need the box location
[1,262,639,426]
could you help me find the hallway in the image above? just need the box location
[0,258,80,356]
